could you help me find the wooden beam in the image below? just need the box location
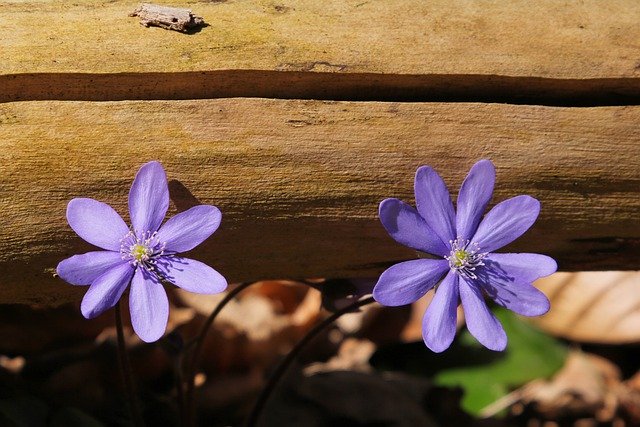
[1,99,638,305]
[2,1,640,102]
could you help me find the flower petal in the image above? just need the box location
[483,280,549,317]
[128,161,169,234]
[67,198,129,251]
[57,251,126,286]
[129,268,169,343]
[472,253,555,316]
[456,160,495,241]
[415,166,456,246]
[459,278,507,351]
[155,256,227,294]
[156,205,222,253]
[471,195,540,253]
[373,259,449,306]
[379,198,450,257]
[80,262,134,319]
[484,253,557,283]
[422,271,459,353]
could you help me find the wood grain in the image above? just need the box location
[1,99,638,305]
[1,0,640,102]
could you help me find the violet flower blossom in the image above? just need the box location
[373,160,556,352]
[57,161,227,342]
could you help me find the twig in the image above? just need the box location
[175,352,186,424]
[115,300,145,427]
[243,296,376,427]
[185,281,255,426]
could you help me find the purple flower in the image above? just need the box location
[373,160,556,352]
[57,161,227,342]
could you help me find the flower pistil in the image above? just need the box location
[445,238,487,280]
[120,230,166,271]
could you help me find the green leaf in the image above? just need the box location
[435,308,567,414]
[370,307,567,416]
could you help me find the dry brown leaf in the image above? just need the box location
[531,271,640,344]
[247,280,311,314]
[527,351,620,420]
[336,304,377,335]
[195,369,264,412]
[620,371,640,424]
[482,351,623,421]
[626,370,640,391]
[262,370,439,427]
[304,338,376,375]
[176,281,324,375]
[483,350,640,425]
[0,355,25,374]
[176,282,320,341]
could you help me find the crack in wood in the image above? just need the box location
[2,72,640,106]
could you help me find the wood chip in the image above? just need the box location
[130,3,205,33]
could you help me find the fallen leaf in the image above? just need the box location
[176,282,320,341]
[532,271,640,344]
[195,369,264,414]
[263,370,440,427]
[0,356,25,374]
[522,351,619,420]
[485,350,640,425]
[372,308,567,416]
[618,371,640,424]
[304,338,376,375]
[176,281,324,379]
[247,280,311,314]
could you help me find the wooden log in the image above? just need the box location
[1,0,640,102]
[0,99,638,305]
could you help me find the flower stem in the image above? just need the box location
[185,281,255,427]
[115,300,145,427]
[243,296,376,427]
[175,352,186,424]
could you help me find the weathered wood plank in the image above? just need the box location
[0,99,638,305]
[1,0,640,102]
[3,0,637,76]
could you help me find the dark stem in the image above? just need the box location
[115,300,145,427]
[175,352,186,425]
[185,281,255,427]
[243,296,376,427]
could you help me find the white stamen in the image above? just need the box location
[120,229,166,271]
[444,237,488,279]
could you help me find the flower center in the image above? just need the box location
[451,249,469,267]
[120,230,166,271]
[445,238,488,279]
[131,243,152,263]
